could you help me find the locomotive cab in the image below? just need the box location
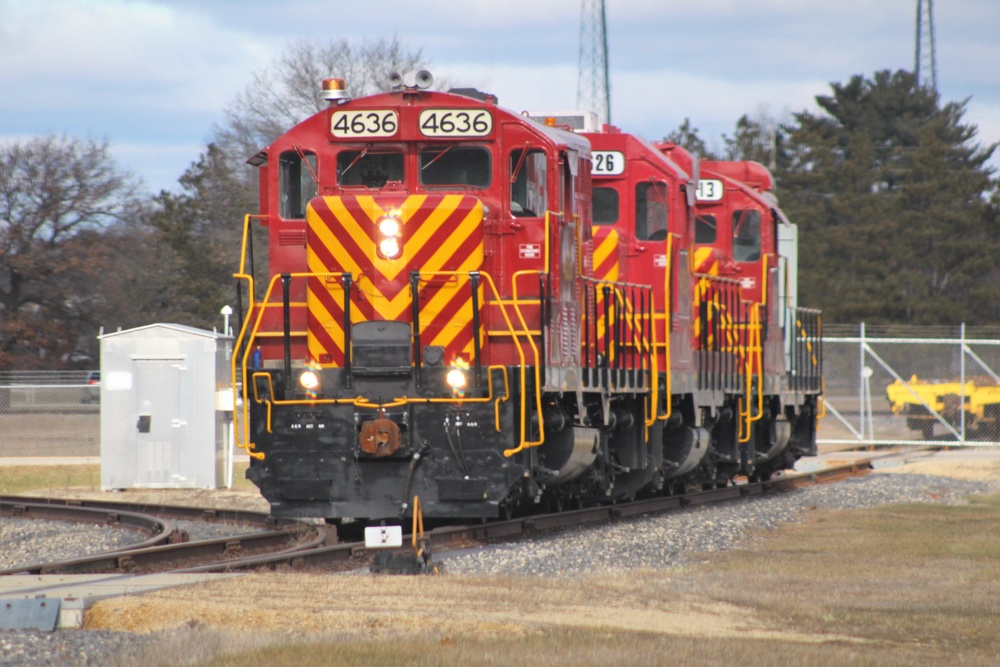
[234,77,610,523]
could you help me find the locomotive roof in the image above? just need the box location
[701,164,792,226]
[585,129,698,183]
[249,87,590,163]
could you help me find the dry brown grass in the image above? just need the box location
[89,492,1000,667]
[693,496,1000,655]
[0,464,101,495]
[6,455,999,665]
[0,462,262,509]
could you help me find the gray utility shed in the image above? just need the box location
[99,323,234,489]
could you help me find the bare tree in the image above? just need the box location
[213,37,433,169]
[0,136,141,368]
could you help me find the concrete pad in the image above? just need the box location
[0,457,100,467]
[0,573,242,629]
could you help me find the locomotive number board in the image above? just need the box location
[418,109,493,137]
[696,179,724,202]
[331,110,399,138]
[592,151,625,176]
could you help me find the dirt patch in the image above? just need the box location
[876,457,1000,482]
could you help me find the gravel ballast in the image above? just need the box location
[0,471,995,666]
[440,473,995,577]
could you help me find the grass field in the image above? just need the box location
[93,488,1000,667]
[5,463,999,666]
[182,495,1000,667]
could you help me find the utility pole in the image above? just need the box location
[914,0,937,92]
[577,0,611,126]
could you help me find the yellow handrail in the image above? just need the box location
[230,214,271,459]
[502,211,556,456]
[234,267,538,456]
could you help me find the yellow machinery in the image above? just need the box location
[886,375,1000,439]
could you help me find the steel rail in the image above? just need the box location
[0,460,878,577]
[186,459,878,574]
[0,495,301,530]
[0,500,177,562]
[0,525,330,576]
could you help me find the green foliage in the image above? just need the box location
[143,144,260,331]
[720,108,794,171]
[663,118,720,160]
[777,70,999,324]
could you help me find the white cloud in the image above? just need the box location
[0,0,273,113]
[2,0,996,191]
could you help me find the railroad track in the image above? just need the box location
[0,459,876,578]
[0,496,325,576]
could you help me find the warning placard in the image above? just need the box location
[519,243,541,259]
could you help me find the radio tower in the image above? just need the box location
[577,0,611,126]
[914,0,937,91]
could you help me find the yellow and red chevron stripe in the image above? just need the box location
[693,246,719,276]
[305,194,484,367]
[592,228,620,283]
[592,229,621,361]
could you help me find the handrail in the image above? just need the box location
[739,303,765,443]
[502,211,555,456]
[234,267,538,456]
[230,214,269,459]
[654,233,677,425]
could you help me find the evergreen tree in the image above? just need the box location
[663,118,720,160]
[140,144,260,331]
[721,107,790,170]
[779,70,998,324]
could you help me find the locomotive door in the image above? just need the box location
[727,205,768,303]
[629,179,671,374]
[714,195,780,378]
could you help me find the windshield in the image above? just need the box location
[419,146,491,188]
[337,150,404,187]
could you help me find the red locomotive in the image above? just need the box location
[232,72,822,529]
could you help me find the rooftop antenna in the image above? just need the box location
[914,0,937,92]
[576,0,611,126]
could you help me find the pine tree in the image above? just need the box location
[779,70,998,324]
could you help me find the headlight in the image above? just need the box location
[299,370,320,391]
[376,213,403,259]
[446,368,467,390]
[379,237,401,259]
[378,217,400,236]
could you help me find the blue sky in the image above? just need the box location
[2,0,997,194]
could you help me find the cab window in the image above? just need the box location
[279,150,317,219]
[337,150,404,187]
[733,209,761,262]
[510,148,547,217]
[593,187,619,225]
[635,181,668,241]
[420,146,491,188]
[695,215,717,243]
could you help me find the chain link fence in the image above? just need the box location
[820,324,1000,447]
[0,371,101,457]
[3,324,1000,458]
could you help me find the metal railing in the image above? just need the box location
[5,322,999,458]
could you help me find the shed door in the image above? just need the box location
[133,358,186,486]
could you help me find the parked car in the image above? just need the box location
[82,371,100,404]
